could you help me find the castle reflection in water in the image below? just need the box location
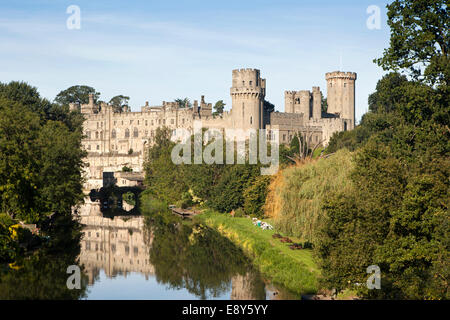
[76,198,281,300]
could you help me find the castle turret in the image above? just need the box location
[312,86,321,119]
[325,71,357,129]
[230,68,266,129]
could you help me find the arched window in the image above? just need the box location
[111,129,116,139]
[95,131,99,139]
[133,128,139,137]
[125,128,130,138]
[250,116,253,124]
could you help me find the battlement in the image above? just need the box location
[325,71,357,80]
[232,68,260,74]
[312,86,320,92]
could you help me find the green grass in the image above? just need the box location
[195,210,320,296]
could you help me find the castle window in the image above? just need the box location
[130,120,133,124]
[171,119,174,125]
[242,81,245,86]
[87,145,91,150]
[145,120,148,126]
[95,131,99,139]
[283,134,286,141]
[344,83,347,87]
[145,130,148,136]
[114,121,116,125]
[182,118,185,124]
[151,120,154,125]
[163,119,166,125]
[249,81,252,86]
[100,132,103,140]
[96,145,99,150]
[86,131,91,139]
[133,128,139,137]
[137,120,140,125]
[121,120,124,125]
[125,128,130,138]
[250,116,253,125]
[111,129,116,139]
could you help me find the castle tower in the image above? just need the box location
[284,91,295,113]
[312,86,321,119]
[298,90,311,118]
[230,68,266,130]
[325,71,357,129]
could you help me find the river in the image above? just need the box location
[0,197,299,300]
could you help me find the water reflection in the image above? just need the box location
[78,198,296,300]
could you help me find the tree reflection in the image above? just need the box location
[0,214,88,299]
[145,213,266,300]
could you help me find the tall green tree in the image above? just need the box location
[54,85,100,106]
[213,100,225,116]
[109,95,130,113]
[175,97,191,108]
[375,0,449,85]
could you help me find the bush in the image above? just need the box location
[122,166,133,172]
[243,175,272,218]
[0,214,15,228]
[266,149,354,243]
[210,165,260,213]
[122,192,136,206]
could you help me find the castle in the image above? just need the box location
[75,69,356,189]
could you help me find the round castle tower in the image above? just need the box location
[325,71,357,129]
[230,68,266,130]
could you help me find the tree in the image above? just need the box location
[175,98,191,108]
[321,93,328,113]
[0,82,85,224]
[375,0,449,85]
[54,85,100,106]
[143,127,188,203]
[263,100,275,114]
[368,72,409,113]
[109,95,130,113]
[213,100,225,116]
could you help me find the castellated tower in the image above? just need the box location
[230,68,266,130]
[326,71,357,129]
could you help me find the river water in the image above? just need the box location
[0,198,299,300]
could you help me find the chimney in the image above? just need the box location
[89,93,94,106]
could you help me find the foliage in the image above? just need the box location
[375,0,448,85]
[54,85,100,106]
[175,97,191,108]
[243,175,272,218]
[109,95,130,113]
[122,166,133,172]
[213,100,225,116]
[122,192,136,206]
[209,165,260,213]
[143,127,188,203]
[266,149,354,243]
[197,210,319,296]
[317,2,450,299]
[145,210,266,299]
[263,100,275,114]
[0,86,85,224]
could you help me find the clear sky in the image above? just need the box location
[0,0,391,122]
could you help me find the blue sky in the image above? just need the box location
[0,0,391,122]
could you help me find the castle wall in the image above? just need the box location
[80,69,356,190]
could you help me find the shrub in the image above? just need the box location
[243,175,272,218]
[266,149,354,243]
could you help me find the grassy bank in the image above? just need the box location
[195,210,320,296]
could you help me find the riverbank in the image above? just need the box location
[194,210,320,296]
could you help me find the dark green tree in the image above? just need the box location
[375,0,449,85]
[213,100,225,116]
[109,95,130,113]
[54,85,100,106]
